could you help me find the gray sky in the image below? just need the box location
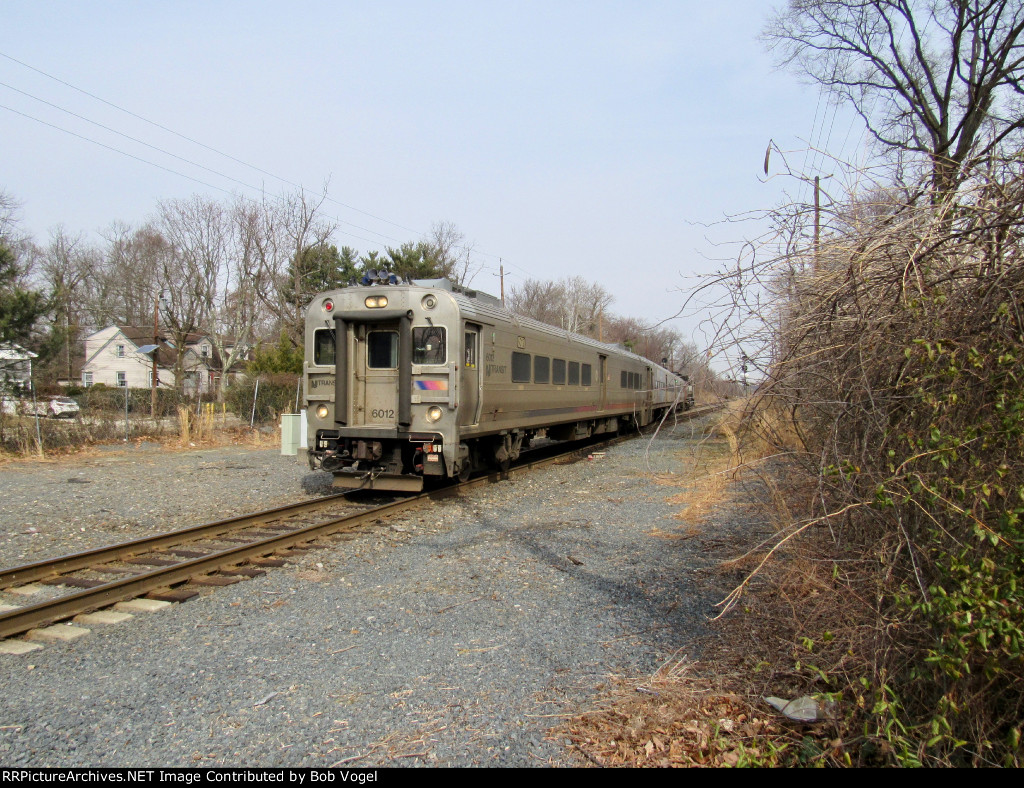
[1,1,862,367]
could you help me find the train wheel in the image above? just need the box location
[459,463,472,482]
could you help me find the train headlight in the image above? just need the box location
[316,405,329,419]
[426,406,443,423]
[421,294,437,310]
[364,296,388,308]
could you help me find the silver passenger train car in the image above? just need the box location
[301,277,693,491]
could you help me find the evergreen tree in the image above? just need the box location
[282,243,359,311]
[247,331,304,375]
[0,241,46,345]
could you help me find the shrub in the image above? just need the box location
[225,374,300,425]
[731,163,1024,766]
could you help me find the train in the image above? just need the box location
[299,276,694,491]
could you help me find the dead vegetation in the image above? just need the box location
[0,408,278,462]
[566,149,1024,765]
[564,432,858,767]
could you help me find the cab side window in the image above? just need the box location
[413,327,446,365]
[314,328,335,366]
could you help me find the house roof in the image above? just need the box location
[84,327,176,371]
[83,326,247,375]
[0,342,39,362]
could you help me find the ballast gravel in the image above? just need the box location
[0,441,332,565]
[0,419,754,767]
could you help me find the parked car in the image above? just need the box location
[0,395,80,418]
[45,396,81,418]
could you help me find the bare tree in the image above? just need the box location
[604,315,696,370]
[765,0,1024,196]
[156,197,221,391]
[508,275,613,336]
[39,227,101,382]
[247,188,337,344]
[91,222,166,327]
[201,198,267,398]
[424,221,482,286]
[507,278,567,326]
[559,276,614,335]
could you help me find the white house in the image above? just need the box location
[80,327,174,390]
[0,342,38,391]
[80,327,248,394]
[173,332,249,396]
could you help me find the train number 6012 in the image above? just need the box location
[371,409,395,420]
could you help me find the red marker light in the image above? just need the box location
[323,299,334,312]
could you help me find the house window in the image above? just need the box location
[116,344,125,358]
[82,372,93,387]
[201,345,210,359]
[116,371,127,388]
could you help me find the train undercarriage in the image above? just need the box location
[308,415,630,492]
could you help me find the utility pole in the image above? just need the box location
[65,311,71,386]
[812,175,832,270]
[499,260,505,305]
[151,295,159,419]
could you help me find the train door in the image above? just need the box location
[643,366,654,424]
[599,355,608,411]
[460,324,481,426]
[355,322,401,425]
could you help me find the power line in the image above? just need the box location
[0,50,423,239]
[0,102,394,250]
[0,49,523,269]
[798,83,826,206]
[0,79,419,247]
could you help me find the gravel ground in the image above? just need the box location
[0,418,750,767]
[0,439,333,565]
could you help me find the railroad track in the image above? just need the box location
[0,403,722,647]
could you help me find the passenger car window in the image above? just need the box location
[582,364,592,387]
[568,361,580,386]
[552,359,566,385]
[413,326,446,365]
[511,352,531,382]
[534,356,550,384]
[367,331,398,369]
[314,328,335,366]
